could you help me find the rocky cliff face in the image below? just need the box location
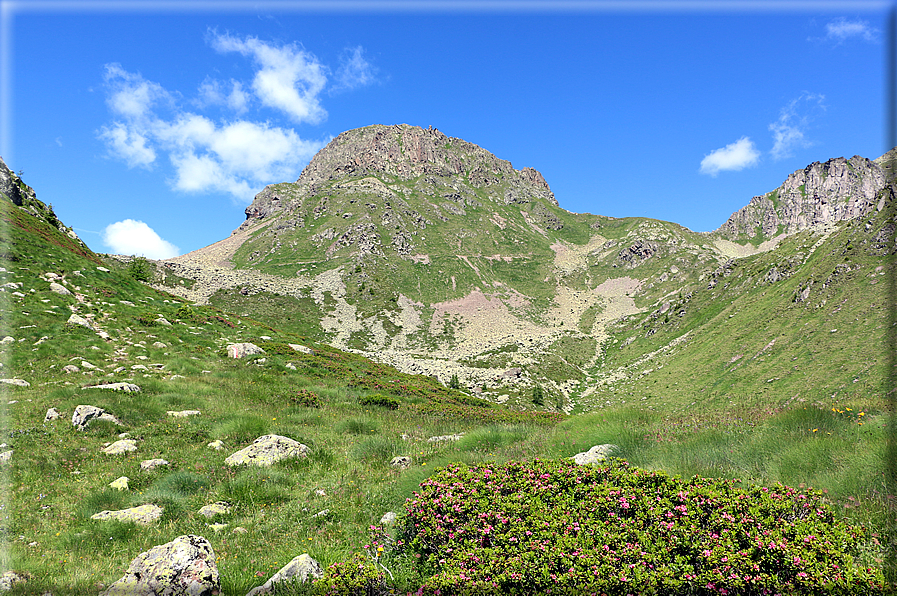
[0,158,36,207]
[714,153,892,240]
[244,124,557,225]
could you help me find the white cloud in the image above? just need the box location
[768,93,825,160]
[210,32,327,124]
[824,18,879,44]
[102,219,180,259]
[699,137,760,176]
[196,77,249,113]
[99,62,326,201]
[334,46,378,92]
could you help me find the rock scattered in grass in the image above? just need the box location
[102,439,137,455]
[572,443,619,465]
[380,511,397,525]
[66,313,93,329]
[140,458,169,471]
[49,282,71,296]
[83,382,140,392]
[246,553,322,596]
[44,408,60,422]
[100,534,218,596]
[226,342,264,359]
[390,456,411,469]
[167,410,201,418]
[198,502,231,518]
[71,405,121,430]
[0,379,29,387]
[110,477,129,490]
[224,435,308,467]
[207,440,224,451]
[427,433,464,443]
[91,504,163,525]
[0,451,12,465]
[0,570,29,591]
[62,365,79,373]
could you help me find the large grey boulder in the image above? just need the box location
[72,405,121,431]
[226,343,265,359]
[246,554,322,596]
[101,534,219,596]
[572,444,619,465]
[91,504,164,525]
[224,435,308,467]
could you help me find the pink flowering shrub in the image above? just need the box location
[398,458,883,595]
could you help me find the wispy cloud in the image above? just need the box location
[821,18,879,44]
[195,77,249,114]
[768,93,825,161]
[699,137,760,176]
[102,219,180,259]
[333,46,378,92]
[209,32,328,124]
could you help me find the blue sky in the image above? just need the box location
[2,1,891,258]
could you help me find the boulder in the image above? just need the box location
[110,477,130,491]
[140,458,169,471]
[390,456,411,469]
[245,554,323,596]
[100,534,219,596]
[62,364,79,374]
[153,341,168,348]
[572,444,619,465]
[379,511,397,525]
[44,407,61,422]
[288,343,313,354]
[49,282,72,296]
[102,439,138,455]
[91,504,164,525]
[84,382,141,392]
[198,502,231,518]
[226,343,265,359]
[72,405,121,431]
[224,435,308,467]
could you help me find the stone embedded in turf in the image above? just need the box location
[100,534,219,596]
[246,553,322,596]
[226,342,265,359]
[102,439,137,455]
[110,476,129,491]
[83,382,141,393]
[167,410,201,418]
[71,404,122,430]
[198,502,231,518]
[224,434,308,467]
[572,443,620,465]
[91,504,163,525]
[140,458,169,471]
[390,456,411,469]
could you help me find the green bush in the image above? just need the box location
[398,458,885,595]
[307,553,390,595]
[135,311,158,326]
[127,256,153,282]
[358,394,400,410]
[448,374,461,390]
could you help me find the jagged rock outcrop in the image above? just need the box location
[715,153,893,240]
[0,158,36,207]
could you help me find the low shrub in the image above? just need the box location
[310,553,390,595]
[358,394,400,410]
[292,389,323,408]
[398,458,885,595]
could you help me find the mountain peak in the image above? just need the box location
[244,124,556,222]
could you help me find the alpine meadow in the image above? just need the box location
[0,123,894,595]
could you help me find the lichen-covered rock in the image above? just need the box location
[390,456,411,469]
[572,444,619,465]
[245,553,322,596]
[101,534,219,596]
[66,313,93,329]
[62,364,80,373]
[224,435,308,467]
[91,504,163,525]
[102,439,137,455]
[72,405,121,430]
[84,382,141,393]
[167,410,201,418]
[379,511,397,525]
[226,343,265,359]
[198,502,231,518]
[44,407,61,422]
[207,440,224,451]
[110,476,130,491]
[140,458,170,471]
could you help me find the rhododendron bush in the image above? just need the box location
[398,459,883,595]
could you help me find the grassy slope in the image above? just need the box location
[0,188,891,593]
